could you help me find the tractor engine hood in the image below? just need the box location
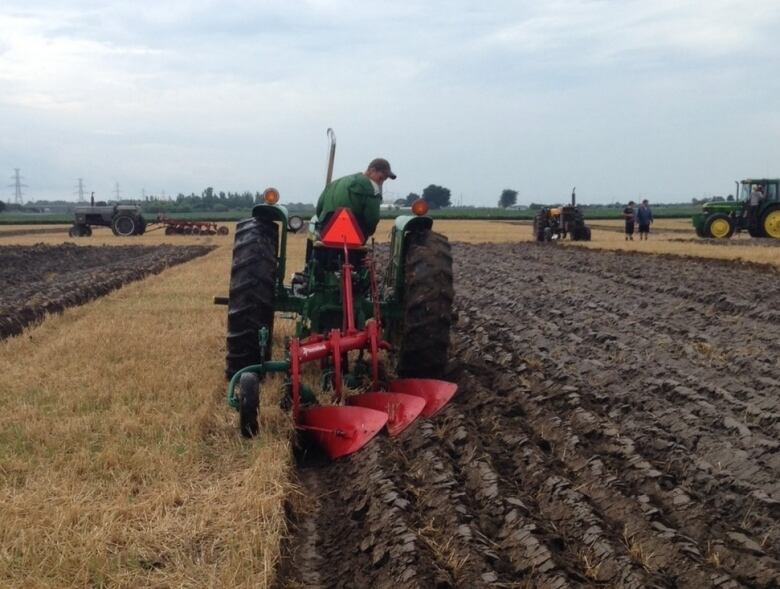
[702,201,739,213]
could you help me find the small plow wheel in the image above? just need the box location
[239,372,260,438]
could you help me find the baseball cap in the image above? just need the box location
[368,158,396,179]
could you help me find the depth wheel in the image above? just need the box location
[239,372,260,438]
[225,217,279,378]
[218,226,230,235]
[395,230,453,379]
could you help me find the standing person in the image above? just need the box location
[316,158,396,242]
[623,201,636,240]
[748,185,765,232]
[636,199,653,240]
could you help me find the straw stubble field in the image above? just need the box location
[1,218,779,587]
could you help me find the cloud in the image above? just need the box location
[0,1,779,203]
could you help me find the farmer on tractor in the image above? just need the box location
[315,157,396,242]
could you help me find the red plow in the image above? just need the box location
[286,249,457,459]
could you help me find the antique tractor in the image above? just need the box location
[533,188,591,241]
[219,157,455,459]
[69,203,147,237]
[692,178,780,239]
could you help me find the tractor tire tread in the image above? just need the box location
[396,230,454,379]
[225,218,278,378]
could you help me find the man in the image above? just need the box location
[316,158,396,241]
[623,201,636,241]
[636,199,653,240]
[748,185,765,231]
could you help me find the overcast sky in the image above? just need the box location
[1,0,779,205]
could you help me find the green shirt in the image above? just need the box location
[315,172,381,240]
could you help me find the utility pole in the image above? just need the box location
[75,178,86,202]
[113,181,121,201]
[9,168,26,205]
[141,187,146,201]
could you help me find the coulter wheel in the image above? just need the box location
[218,226,230,235]
[238,372,260,438]
[225,217,279,378]
[395,230,454,379]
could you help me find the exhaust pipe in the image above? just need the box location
[326,128,337,186]
[571,186,576,207]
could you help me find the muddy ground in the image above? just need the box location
[277,242,780,588]
[0,243,214,340]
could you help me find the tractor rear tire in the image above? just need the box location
[112,214,137,237]
[761,207,780,238]
[238,372,260,438]
[396,230,454,379]
[533,210,547,242]
[225,217,278,379]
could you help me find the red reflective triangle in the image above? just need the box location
[320,208,365,247]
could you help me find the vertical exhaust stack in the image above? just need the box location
[326,128,337,186]
[571,187,576,207]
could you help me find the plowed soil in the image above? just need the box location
[276,242,780,588]
[0,243,214,339]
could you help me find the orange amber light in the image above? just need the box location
[411,199,428,216]
[263,188,280,204]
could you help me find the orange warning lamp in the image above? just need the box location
[412,199,428,216]
[263,187,280,204]
[320,208,366,248]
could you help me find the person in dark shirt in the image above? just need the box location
[623,201,636,240]
[636,199,653,240]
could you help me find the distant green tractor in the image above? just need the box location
[692,179,780,239]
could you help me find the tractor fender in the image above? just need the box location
[393,214,433,234]
[252,203,290,227]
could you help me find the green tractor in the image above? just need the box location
[218,133,456,459]
[692,178,780,239]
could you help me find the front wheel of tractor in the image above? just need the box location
[704,213,734,239]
